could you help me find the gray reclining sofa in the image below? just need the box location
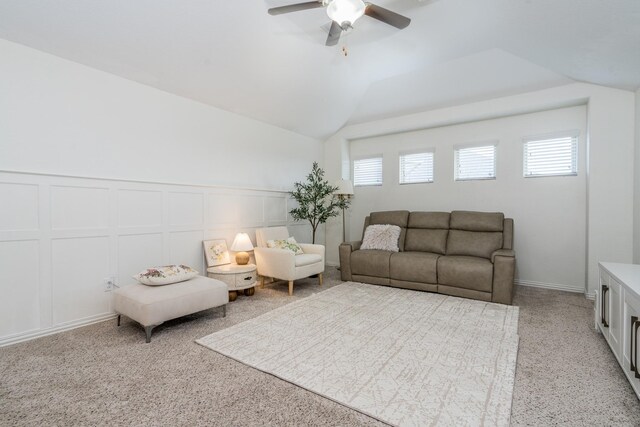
[339,210,516,305]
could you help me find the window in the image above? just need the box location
[353,157,383,186]
[399,151,434,184]
[523,134,578,177]
[454,143,496,181]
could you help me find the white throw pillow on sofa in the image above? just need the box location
[360,224,401,252]
[133,265,199,286]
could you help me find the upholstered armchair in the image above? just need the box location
[254,226,325,296]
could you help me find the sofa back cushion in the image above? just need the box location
[404,212,450,254]
[369,210,409,251]
[447,211,504,259]
[450,211,504,232]
[404,229,449,254]
[408,212,450,229]
[446,230,503,259]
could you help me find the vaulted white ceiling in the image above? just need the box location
[0,0,638,139]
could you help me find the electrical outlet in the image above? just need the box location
[103,277,115,292]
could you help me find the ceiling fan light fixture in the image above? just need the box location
[326,0,365,28]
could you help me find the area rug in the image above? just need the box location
[196,282,520,426]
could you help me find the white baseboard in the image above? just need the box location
[515,279,587,295]
[0,312,117,348]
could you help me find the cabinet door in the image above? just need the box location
[608,278,622,361]
[623,290,640,398]
[597,270,610,337]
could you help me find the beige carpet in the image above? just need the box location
[197,282,520,426]
[2,269,640,426]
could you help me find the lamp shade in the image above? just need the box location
[326,0,365,27]
[230,233,254,252]
[334,179,354,196]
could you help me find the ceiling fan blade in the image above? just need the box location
[326,21,342,46]
[268,1,325,15]
[364,4,411,29]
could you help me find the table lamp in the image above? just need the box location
[231,232,254,265]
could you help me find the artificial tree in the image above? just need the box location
[289,162,350,244]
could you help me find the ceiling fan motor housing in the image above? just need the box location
[326,0,366,27]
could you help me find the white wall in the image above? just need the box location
[325,83,636,297]
[350,106,587,291]
[0,39,323,345]
[0,171,310,346]
[634,89,640,264]
[0,39,322,189]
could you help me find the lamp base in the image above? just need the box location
[235,251,250,265]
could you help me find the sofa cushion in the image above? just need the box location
[450,211,504,232]
[370,210,409,251]
[408,211,450,229]
[389,251,439,284]
[351,249,392,278]
[404,229,449,254]
[446,230,503,259]
[438,256,493,292]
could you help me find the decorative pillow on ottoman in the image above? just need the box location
[266,237,304,254]
[360,224,401,252]
[134,265,199,286]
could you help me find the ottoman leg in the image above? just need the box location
[117,314,121,326]
[145,325,155,343]
[223,304,227,317]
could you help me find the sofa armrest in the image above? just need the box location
[491,250,516,305]
[491,249,515,263]
[254,247,296,280]
[342,241,362,251]
[339,241,361,281]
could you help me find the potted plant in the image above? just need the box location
[289,162,350,244]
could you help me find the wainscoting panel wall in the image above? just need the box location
[0,171,308,346]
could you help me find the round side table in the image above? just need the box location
[207,263,257,302]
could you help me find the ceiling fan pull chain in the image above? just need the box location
[342,29,350,57]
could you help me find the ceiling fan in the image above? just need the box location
[268,0,411,46]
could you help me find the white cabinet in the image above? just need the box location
[597,269,622,360]
[598,262,640,399]
[623,290,640,388]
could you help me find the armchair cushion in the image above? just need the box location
[295,254,322,267]
[266,237,304,254]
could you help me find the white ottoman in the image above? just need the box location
[114,276,229,342]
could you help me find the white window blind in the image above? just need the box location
[354,157,383,186]
[524,135,578,177]
[454,144,496,181]
[399,151,434,184]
